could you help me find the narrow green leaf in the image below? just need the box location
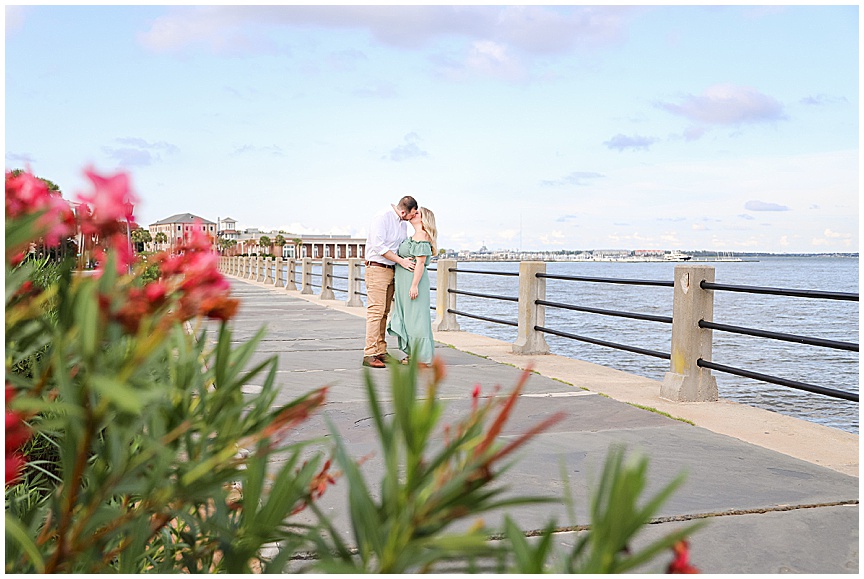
[5,513,45,573]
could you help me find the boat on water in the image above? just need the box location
[664,250,692,261]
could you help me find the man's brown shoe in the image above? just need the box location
[377,353,396,364]
[363,355,386,368]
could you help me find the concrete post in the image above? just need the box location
[512,261,550,355]
[300,258,313,294]
[346,258,364,307]
[432,259,460,331]
[262,257,271,284]
[253,257,261,282]
[320,257,336,300]
[241,257,249,279]
[285,258,297,291]
[274,257,282,287]
[661,265,719,402]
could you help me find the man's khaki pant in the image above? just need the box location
[364,265,395,357]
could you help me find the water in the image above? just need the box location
[423,258,859,435]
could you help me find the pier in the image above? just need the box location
[215,272,858,573]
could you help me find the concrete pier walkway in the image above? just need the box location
[216,277,858,573]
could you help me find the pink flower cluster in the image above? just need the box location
[5,167,139,273]
[5,386,31,486]
[103,224,239,333]
[5,170,76,264]
[75,168,140,275]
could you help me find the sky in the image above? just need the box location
[4,4,859,253]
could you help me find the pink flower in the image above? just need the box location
[75,168,137,230]
[144,280,168,303]
[5,170,75,253]
[5,386,31,486]
[667,540,699,574]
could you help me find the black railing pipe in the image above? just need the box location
[701,281,858,301]
[697,359,858,402]
[699,320,858,352]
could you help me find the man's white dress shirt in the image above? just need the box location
[365,205,407,265]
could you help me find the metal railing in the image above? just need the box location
[533,272,674,361]
[219,256,859,406]
[694,281,858,402]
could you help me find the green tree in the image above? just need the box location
[217,237,237,254]
[9,168,60,192]
[292,238,303,259]
[258,236,271,255]
[130,228,152,253]
[153,232,168,247]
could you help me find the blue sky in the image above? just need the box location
[5,4,859,253]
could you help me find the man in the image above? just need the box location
[363,196,418,368]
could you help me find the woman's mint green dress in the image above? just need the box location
[387,238,435,364]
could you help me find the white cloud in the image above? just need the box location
[138,6,636,56]
[538,230,565,245]
[658,84,786,126]
[498,229,520,241]
[603,134,658,152]
[102,138,180,168]
[386,133,429,162]
[541,171,604,187]
[464,40,525,80]
[232,144,285,157]
[5,6,28,34]
[745,200,789,212]
[5,152,35,166]
[811,229,853,248]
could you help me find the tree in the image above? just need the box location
[258,236,271,254]
[9,168,60,192]
[153,232,168,249]
[130,228,152,253]
[292,238,303,259]
[218,237,237,254]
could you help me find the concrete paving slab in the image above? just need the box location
[212,276,860,573]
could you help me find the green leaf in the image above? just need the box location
[5,513,45,573]
[89,374,150,413]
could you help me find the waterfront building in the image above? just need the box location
[148,213,216,252]
[217,220,365,261]
[218,217,240,242]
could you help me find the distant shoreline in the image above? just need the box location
[446,254,858,263]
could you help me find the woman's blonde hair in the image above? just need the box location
[420,207,437,256]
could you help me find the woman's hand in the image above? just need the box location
[409,285,419,300]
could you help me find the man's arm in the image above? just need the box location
[385,250,415,271]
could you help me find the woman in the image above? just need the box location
[387,207,437,368]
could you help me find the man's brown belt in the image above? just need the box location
[365,261,394,269]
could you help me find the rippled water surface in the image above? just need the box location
[422,258,859,434]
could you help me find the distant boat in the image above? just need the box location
[664,250,692,261]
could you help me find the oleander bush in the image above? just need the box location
[5,167,700,573]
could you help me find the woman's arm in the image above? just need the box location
[409,255,426,299]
